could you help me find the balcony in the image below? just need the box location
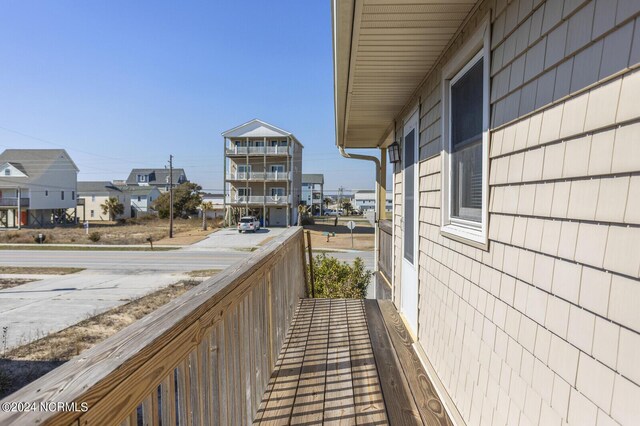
[0,197,29,208]
[227,195,291,205]
[226,171,291,181]
[0,227,449,425]
[225,146,292,156]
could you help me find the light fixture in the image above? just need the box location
[388,141,401,164]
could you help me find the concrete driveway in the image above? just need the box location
[185,227,288,251]
[0,270,187,349]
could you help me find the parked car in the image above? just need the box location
[324,209,337,216]
[237,216,260,233]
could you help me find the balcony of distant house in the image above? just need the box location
[225,144,293,157]
[226,194,292,206]
[225,171,292,182]
[0,196,29,208]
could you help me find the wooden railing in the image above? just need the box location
[0,227,307,425]
[379,219,393,284]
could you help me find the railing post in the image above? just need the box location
[17,188,21,230]
[306,230,315,298]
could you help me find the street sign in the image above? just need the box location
[346,220,356,248]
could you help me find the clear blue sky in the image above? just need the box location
[0,1,388,193]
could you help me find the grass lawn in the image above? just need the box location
[0,245,178,251]
[0,278,38,290]
[187,268,223,278]
[0,266,84,275]
[0,217,220,246]
[304,220,375,251]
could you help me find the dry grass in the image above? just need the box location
[0,217,221,245]
[187,269,223,278]
[0,279,202,398]
[0,278,37,290]
[0,266,84,275]
[304,222,375,250]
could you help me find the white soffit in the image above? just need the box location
[333,0,477,149]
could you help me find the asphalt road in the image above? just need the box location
[0,250,248,271]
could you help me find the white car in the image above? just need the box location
[237,216,260,233]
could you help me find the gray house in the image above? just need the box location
[0,149,79,228]
[301,174,324,216]
[125,168,188,193]
[334,0,640,425]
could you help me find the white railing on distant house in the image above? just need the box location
[0,197,29,207]
[226,172,291,181]
[228,195,291,205]
[225,146,292,156]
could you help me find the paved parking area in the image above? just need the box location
[184,227,288,251]
[0,269,187,349]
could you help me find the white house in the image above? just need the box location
[302,174,324,216]
[199,193,224,219]
[118,186,161,217]
[77,181,131,221]
[353,190,392,213]
[0,149,79,228]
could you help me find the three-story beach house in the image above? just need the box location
[223,119,303,227]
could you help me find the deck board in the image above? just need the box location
[254,299,451,425]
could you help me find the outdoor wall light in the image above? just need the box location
[388,141,401,164]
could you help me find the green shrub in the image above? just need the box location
[88,232,101,242]
[309,254,371,299]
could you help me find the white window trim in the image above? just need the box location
[441,15,491,249]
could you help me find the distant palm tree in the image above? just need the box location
[101,197,124,221]
[200,201,214,230]
[323,197,333,209]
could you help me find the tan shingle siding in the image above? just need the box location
[390,0,640,423]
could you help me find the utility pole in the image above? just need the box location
[169,155,174,238]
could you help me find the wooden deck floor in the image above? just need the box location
[254,298,452,425]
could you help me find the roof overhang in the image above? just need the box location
[332,0,478,149]
[222,119,303,147]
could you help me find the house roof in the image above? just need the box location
[5,162,27,175]
[125,168,187,186]
[0,149,79,179]
[117,185,161,195]
[221,119,303,147]
[77,181,122,194]
[302,174,324,185]
[332,0,478,149]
